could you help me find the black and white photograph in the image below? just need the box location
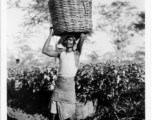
[1,0,151,120]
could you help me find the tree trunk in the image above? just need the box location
[116,41,121,64]
[115,39,121,64]
[117,50,121,63]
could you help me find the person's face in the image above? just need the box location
[16,60,19,64]
[65,37,75,48]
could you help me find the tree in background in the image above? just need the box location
[87,50,100,63]
[7,0,50,27]
[7,0,57,66]
[22,0,50,28]
[101,52,116,62]
[7,36,55,67]
[7,0,50,40]
[133,46,145,63]
[131,11,145,63]
[134,12,145,63]
[96,1,143,63]
[133,11,145,34]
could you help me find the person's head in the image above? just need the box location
[63,35,76,48]
[16,59,20,64]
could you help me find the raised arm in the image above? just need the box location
[42,28,59,57]
[77,33,86,55]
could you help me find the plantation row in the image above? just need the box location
[7,62,145,120]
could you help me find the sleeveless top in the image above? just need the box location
[57,51,79,78]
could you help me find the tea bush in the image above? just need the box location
[7,62,145,120]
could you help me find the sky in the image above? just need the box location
[7,0,145,63]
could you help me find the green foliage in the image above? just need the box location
[87,51,100,63]
[75,62,145,120]
[7,62,145,120]
[7,66,57,116]
[8,0,50,27]
[96,1,143,63]
[22,0,50,27]
[133,12,145,31]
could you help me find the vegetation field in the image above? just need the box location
[7,62,145,120]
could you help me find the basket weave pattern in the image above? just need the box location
[48,0,92,36]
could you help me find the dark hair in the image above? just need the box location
[16,59,20,63]
[16,59,20,61]
[63,35,76,47]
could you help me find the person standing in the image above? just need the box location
[42,27,86,120]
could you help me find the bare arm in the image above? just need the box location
[42,29,59,57]
[77,33,86,55]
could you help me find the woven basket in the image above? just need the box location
[48,0,92,36]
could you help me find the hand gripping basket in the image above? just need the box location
[48,0,92,36]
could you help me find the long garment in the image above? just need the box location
[48,76,76,120]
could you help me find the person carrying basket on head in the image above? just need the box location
[42,27,86,120]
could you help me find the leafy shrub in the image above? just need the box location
[75,62,145,120]
[7,66,57,117]
[7,62,145,120]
